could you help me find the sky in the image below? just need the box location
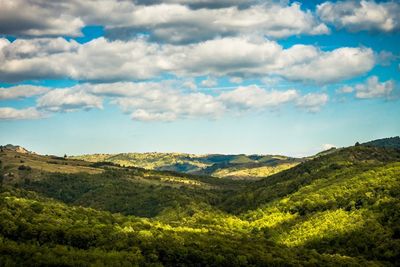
[0,0,399,157]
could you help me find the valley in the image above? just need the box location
[0,138,399,266]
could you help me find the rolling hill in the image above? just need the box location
[1,139,399,266]
[71,152,302,180]
[362,136,400,149]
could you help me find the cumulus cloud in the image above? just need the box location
[295,93,329,112]
[0,37,166,82]
[182,79,197,90]
[109,83,226,121]
[0,85,49,100]
[200,77,218,87]
[0,37,375,84]
[2,82,330,121]
[0,0,328,42]
[219,85,298,110]
[277,46,375,83]
[322,143,336,150]
[317,0,400,32]
[0,0,84,37]
[229,77,243,84]
[338,76,396,99]
[133,0,254,9]
[170,37,284,76]
[105,2,329,43]
[175,39,374,83]
[354,76,396,99]
[376,51,397,66]
[0,107,44,120]
[111,83,329,119]
[37,88,103,112]
[336,85,354,94]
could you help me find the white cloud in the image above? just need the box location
[336,85,354,94]
[261,76,281,85]
[64,81,224,121]
[322,143,336,150]
[219,85,298,110]
[0,107,44,120]
[337,76,396,99]
[111,83,329,120]
[1,38,79,59]
[318,0,400,32]
[229,77,243,84]
[37,88,103,112]
[133,0,254,9]
[106,2,329,43]
[0,85,49,100]
[0,0,84,37]
[0,37,166,82]
[0,37,375,84]
[171,38,375,83]
[3,82,329,121]
[0,0,328,42]
[170,37,282,76]
[376,50,396,66]
[295,93,329,112]
[131,109,178,122]
[200,77,218,87]
[182,79,197,90]
[112,85,226,121]
[354,76,395,99]
[278,46,375,83]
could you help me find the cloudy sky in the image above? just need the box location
[0,0,399,156]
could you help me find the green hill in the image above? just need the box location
[71,152,302,180]
[1,140,399,266]
[363,136,400,149]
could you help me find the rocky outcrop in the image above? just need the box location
[0,144,31,154]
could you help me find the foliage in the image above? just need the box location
[0,143,399,265]
[363,136,400,149]
[71,152,302,180]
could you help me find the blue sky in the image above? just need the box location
[0,0,399,156]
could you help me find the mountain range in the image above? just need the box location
[0,137,399,266]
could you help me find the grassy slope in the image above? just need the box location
[219,146,400,264]
[1,144,400,265]
[0,151,102,184]
[71,152,302,180]
[1,149,247,218]
[1,188,375,266]
[213,162,299,180]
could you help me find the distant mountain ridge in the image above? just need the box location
[0,144,31,154]
[362,136,400,149]
[71,152,303,180]
[1,137,400,265]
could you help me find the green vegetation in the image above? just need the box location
[363,136,400,149]
[213,163,299,179]
[71,152,302,180]
[0,141,399,266]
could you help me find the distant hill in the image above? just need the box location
[362,136,400,149]
[1,139,399,265]
[0,144,31,154]
[71,152,303,180]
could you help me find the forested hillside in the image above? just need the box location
[363,136,400,149]
[1,141,399,266]
[71,152,302,180]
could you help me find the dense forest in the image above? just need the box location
[0,138,400,266]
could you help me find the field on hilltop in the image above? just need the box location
[71,152,302,180]
[0,138,400,266]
